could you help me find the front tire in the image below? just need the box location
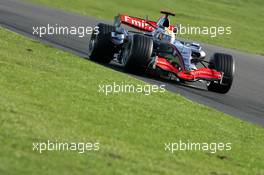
[89,23,115,64]
[122,34,153,73]
[207,53,235,93]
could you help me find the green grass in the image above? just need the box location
[1,27,264,175]
[27,0,264,55]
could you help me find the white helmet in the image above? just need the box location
[158,28,175,43]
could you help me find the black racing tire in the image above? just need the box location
[207,53,235,93]
[89,23,115,63]
[122,34,153,72]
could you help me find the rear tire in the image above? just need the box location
[122,34,153,73]
[207,53,235,93]
[89,23,115,63]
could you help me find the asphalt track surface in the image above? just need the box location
[1,0,264,126]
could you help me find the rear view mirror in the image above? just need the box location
[173,24,180,34]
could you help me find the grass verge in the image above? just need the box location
[0,27,264,175]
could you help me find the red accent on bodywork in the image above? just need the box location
[156,57,222,81]
[177,68,222,81]
[156,57,180,73]
[120,15,174,32]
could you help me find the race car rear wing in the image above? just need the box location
[115,14,174,32]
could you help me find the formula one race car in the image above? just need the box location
[88,11,235,93]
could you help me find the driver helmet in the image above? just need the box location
[158,28,175,43]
